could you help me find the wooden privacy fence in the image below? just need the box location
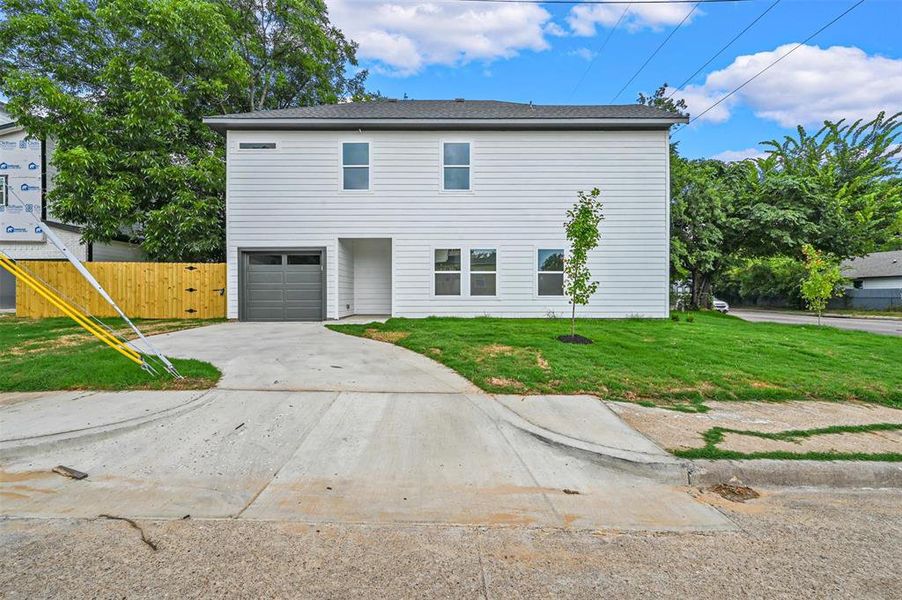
[15,261,226,319]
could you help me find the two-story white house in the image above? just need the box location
[204,99,685,321]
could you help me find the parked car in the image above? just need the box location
[712,298,730,313]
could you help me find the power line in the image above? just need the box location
[668,0,781,97]
[610,1,700,102]
[568,3,632,99]
[677,0,865,132]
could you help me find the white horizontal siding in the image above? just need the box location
[225,129,669,319]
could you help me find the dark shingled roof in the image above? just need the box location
[842,250,902,279]
[209,100,685,121]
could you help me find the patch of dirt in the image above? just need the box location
[664,382,716,395]
[427,348,443,356]
[720,429,902,455]
[476,344,517,360]
[535,353,550,371]
[748,380,787,390]
[363,329,409,343]
[709,483,760,503]
[487,377,526,391]
[7,333,94,356]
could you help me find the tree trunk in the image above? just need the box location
[571,302,576,338]
[690,273,712,310]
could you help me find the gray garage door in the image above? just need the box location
[242,251,324,321]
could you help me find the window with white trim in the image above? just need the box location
[342,142,369,190]
[470,248,496,296]
[442,142,470,190]
[537,249,564,296]
[434,248,461,295]
[0,175,7,206]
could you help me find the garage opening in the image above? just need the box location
[241,250,324,321]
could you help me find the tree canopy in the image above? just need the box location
[744,112,902,260]
[0,0,369,261]
[646,84,901,309]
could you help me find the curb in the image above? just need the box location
[471,394,689,485]
[0,390,215,459]
[688,459,902,488]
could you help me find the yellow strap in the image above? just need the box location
[0,256,143,365]
[1,257,143,365]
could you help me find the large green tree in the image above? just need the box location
[743,112,902,260]
[221,0,368,111]
[670,156,749,309]
[0,0,367,261]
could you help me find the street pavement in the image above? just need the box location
[732,309,902,336]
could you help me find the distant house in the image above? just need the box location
[830,250,902,311]
[204,99,686,321]
[0,103,144,310]
[842,250,902,289]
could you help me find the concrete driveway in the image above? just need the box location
[732,309,902,336]
[1,322,731,532]
[140,321,476,393]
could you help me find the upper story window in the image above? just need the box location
[434,248,461,295]
[537,249,565,296]
[442,142,470,191]
[238,142,276,150]
[342,142,370,190]
[470,249,497,296]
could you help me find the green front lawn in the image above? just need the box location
[0,315,221,391]
[328,312,902,411]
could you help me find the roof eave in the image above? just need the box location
[203,116,688,132]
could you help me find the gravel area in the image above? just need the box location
[610,400,902,453]
[2,488,900,598]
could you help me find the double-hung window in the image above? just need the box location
[434,248,461,295]
[537,249,565,296]
[470,249,497,296]
[442,142,470,191]
[342,142,370,190]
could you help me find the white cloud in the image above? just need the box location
[711,147,767,162]
[567,0,698,37]
[569,48,597,61]
[328,0,554,76]
[678,44,902,127]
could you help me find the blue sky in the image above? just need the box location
[330,0,902,159]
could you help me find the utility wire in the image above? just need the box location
[668,0,781,97]
[610,1,701,102]
[675,0,865,132]
[568,3,632,99]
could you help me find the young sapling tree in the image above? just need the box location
[561,187,604,342]
[800,244,844,325]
